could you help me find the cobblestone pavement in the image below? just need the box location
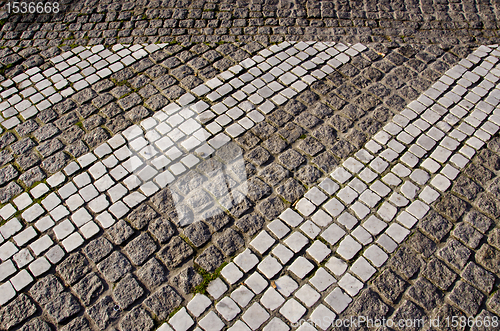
[2,0,500,49]
[0,1,499,331]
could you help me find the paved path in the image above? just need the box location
[1,0,500,49]
[0,1,499,331]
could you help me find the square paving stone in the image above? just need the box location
[233,249,259,273]
[407,278,443,311]
[350,256,376,282]
[187,293,211,318]
[228,321,252,331]
[172,267,203,294]
[258,256,282,279]
[143,285,183,321]
[148,217,176,244]
[119,307,154,331]
[216,297,240,321]
[461,262,495,294]
[306,241,331,263]
[294,284,320,308]
[97,251,132,283]
[321,223,346,246]
[323,198,345,217]
[310,209,333,228]
[390,300,426,331]
[363,245,388,267]
[250,231,276,255]
[487,291,500,316]
[418,210,452,241]
[336,235,362,260]
[279,208,303,227]
[272,244,294,264]
[207,278,228,300]
[56,252,90,285]
[127,203,159,230]
[221,262,243,284]
[199,311,225,331]
[389,246,422,279]
[274,275,298,297]
[73,272,105,306]
[279,298,306,324]
[168,307,194,331]
[310,304,336,330]
[422,260,456,292]
[452,222,483,249]
[106,220,134,245]
[449,281,485,315]
[195,245,225,273]
[184,221,211,247]
[157,236,194,269]
[87,296,119,330]
[288,257,314,279]
[437,239,471,270]
[263,317,289,331]
[300,221,321,239]
[464,210,492,234]
[137,258,167,289]
[260,287,285,311]
[231,285,255,307]
[214,228,245,256]
[309,267,336,292]
[242,303,270,330]
[124,233,157,266]
[338,273,363,296]
[113,274,144,309]
[267,220,290,239]
[29,274,64,306]
[83,237,113,263]
[284,232,309,253]
[45,292,81,324]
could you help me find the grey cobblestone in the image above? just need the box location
[2,10,500,330]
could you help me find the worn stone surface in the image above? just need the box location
[0,294,37,329]
[56,253,90,286]
[87,296,120,330]
[143,285,183,321]
[73,272,105,306]
[29,274,64,306]
[45,292,82,323]
[113,275,144,309]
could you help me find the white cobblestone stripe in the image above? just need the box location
[159,45,500,330]
[0,44,164,129]
[0,41,366,305]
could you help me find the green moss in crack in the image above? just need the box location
[0,63,14,76]
[280,196,291,205]
[317,236,330,247]
[179,234,196,250]
[110,78,129,87]
[192,262,228,295]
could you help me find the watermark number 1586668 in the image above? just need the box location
[6,2,59,14]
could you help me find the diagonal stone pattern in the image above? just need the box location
[0,41,366,308]
[1,36,499,331]
[152,44,500,331]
